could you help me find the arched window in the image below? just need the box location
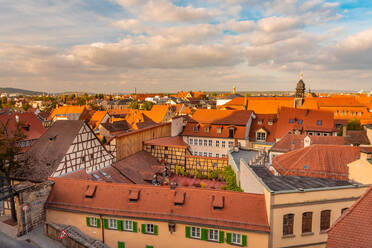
[283,214,294,235]
[320,210,331,231]
[302,212,313,233]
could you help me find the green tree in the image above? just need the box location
[129,101,139,109]
[346,118,364,131]
[0,119,26,221]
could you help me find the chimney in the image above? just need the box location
[244,95,248,110]
[304,136,311,147]
[343,126,347,137]
[360,150,372,160]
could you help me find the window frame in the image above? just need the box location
[108,218,118,230]
[320,210,331,232]
[208,140,212,147]
[215,140,219,147]
[283,214,294,236]
[189,138,193,145]
[222,141,226,148]
[191,226,201,239]
[232,233,242,245]
[199,139,202,146]
[302,212,313,234]
[208,229,219,242]
[89,217,97,227]
[217,127,222,134]
[145,224,154,234]
[124,220,133,231]
[204,140,207,146]
[256,132,267,141]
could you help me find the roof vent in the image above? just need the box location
[212,195,224,210]
[85,185,97,198]
[174,191,185,206]
[129,189,140,202]
[298,188,304,191]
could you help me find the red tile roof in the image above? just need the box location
[327,185,372,248]
[272,145,372,180]
[189,109,253,125]
[144,136,189,148]
[0,112,45,141]
[275,107,336,139]
[141,105,170,123]
[270,134,346,153]
[46,178,270,233]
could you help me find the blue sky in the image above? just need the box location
[0,0,372,93]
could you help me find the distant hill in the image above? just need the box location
[0,87,46,96]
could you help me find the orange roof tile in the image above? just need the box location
[144,136,189,148]
[249,114,278,142]
[46,178,270,233]
[48,105,89,120]
[89,111,108,129]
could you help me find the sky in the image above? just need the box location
[1,0,372,93]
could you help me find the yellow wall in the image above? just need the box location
[46,209,269,248]
[348,157,372,184]
[270,186,368,248]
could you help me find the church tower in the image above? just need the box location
[295,72,305,98]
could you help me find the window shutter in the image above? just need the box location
[141,224,146,234]
[154,225,158,235]
[219,231,224,243]
[103,219,109,230]
[201,228,208,241]
[133,221,138,232]
[118,241,125,248]
[86,217,90,227]
[117,220,123,231]
[226,233,232,244]
[242,235,247,247]
[185,226,191,238]
[96,219,101,228]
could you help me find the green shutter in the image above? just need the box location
[118,241,125,248]
[145,246,153,248]
[242,235,247,247]
[141,224,146,234]
[86,217,91,227]
[154,225,158,235]
[133,221,137,232]
[96,219,101,228]
[226,233,232,244]
[117,220,123,231]
[201,228,208,241]
[103,219,109,229]
[219,231,224,243]
[185,226,191,238]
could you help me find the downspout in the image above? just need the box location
[100,214,105,244]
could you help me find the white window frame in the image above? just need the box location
[194,138,198,146]
[124,220,133,231]
[204,140,207,146]
[208,229,219,241]
[191,227,201,239]
[208,152,212,157]
[222,141,226,148]
[199,152,203,156]
[146,224,154,234]
[89,217,97,227]
[204,152,208,157]
[208,140,212,147]
[232,233,242,245]
[189,138,193,145]
[216,140,220,147]
[199,139,202,146]
[216,153,219,158]
[108,218,117,229]
[228,141,233,148]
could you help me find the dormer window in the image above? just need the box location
[257,120,262,125]
[317,120,322,126]
[268,121,273,126]
[256,132,266,141]
[298,120,303,125]
[228,127,235,138]
[217,127,222,134]
[204,126,210,133]
[193,125,199,132]
[289,119,294,124]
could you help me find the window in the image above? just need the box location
[298,120,303,125]
[87,217,99,227]
[283,214,294,236]
[268,121,273,125]
[222,141,226,148]
[208,153,212,157]
[208,229,219,241]
[257,132,266,141]
[193,126,198,132]
[146,224,154,234]
[124,220,133,231]
[208,140,212,146]
[320,210,331,231]
[228,128,235,138]
[302,212,313,233]
[204,140,207,146]
[228,141,233,148]
[317,120,322,126]
[118,241,125,248]
[204,152,208,157]
[289,118,294,124]
[191,227,201,239]
[216,140,219,147]
[257,120,262,125]
[193,151,198,156]
[194,139,198,145]
[232,233,241,245]
[217,127,222,134]
[109,219,117,229]
[341,208,348,215]
[199,139,202,146]
[199,152,203,156]
[216,153,219,158]
[189,139,193,145]
[204,126,209,133]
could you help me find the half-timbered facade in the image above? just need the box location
[12,120,114,182]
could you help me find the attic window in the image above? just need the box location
[85,185,97,198]
[213,195,224,210]
[129,189,140,202]
[204,126,210,133]
[217,127,222,134]
[304,165,309,169]
[174,191,185,206]
[257,120,262,125]
[289,119,294,124]
[298,120,303,125]
[193,125,199,132]
[268,121,273,126]
[317,120,322,126]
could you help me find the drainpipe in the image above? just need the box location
[100,215,105,243]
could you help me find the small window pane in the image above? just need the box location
[283,214,294,235]
[302,212,313,233]
[320,210,331,231]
